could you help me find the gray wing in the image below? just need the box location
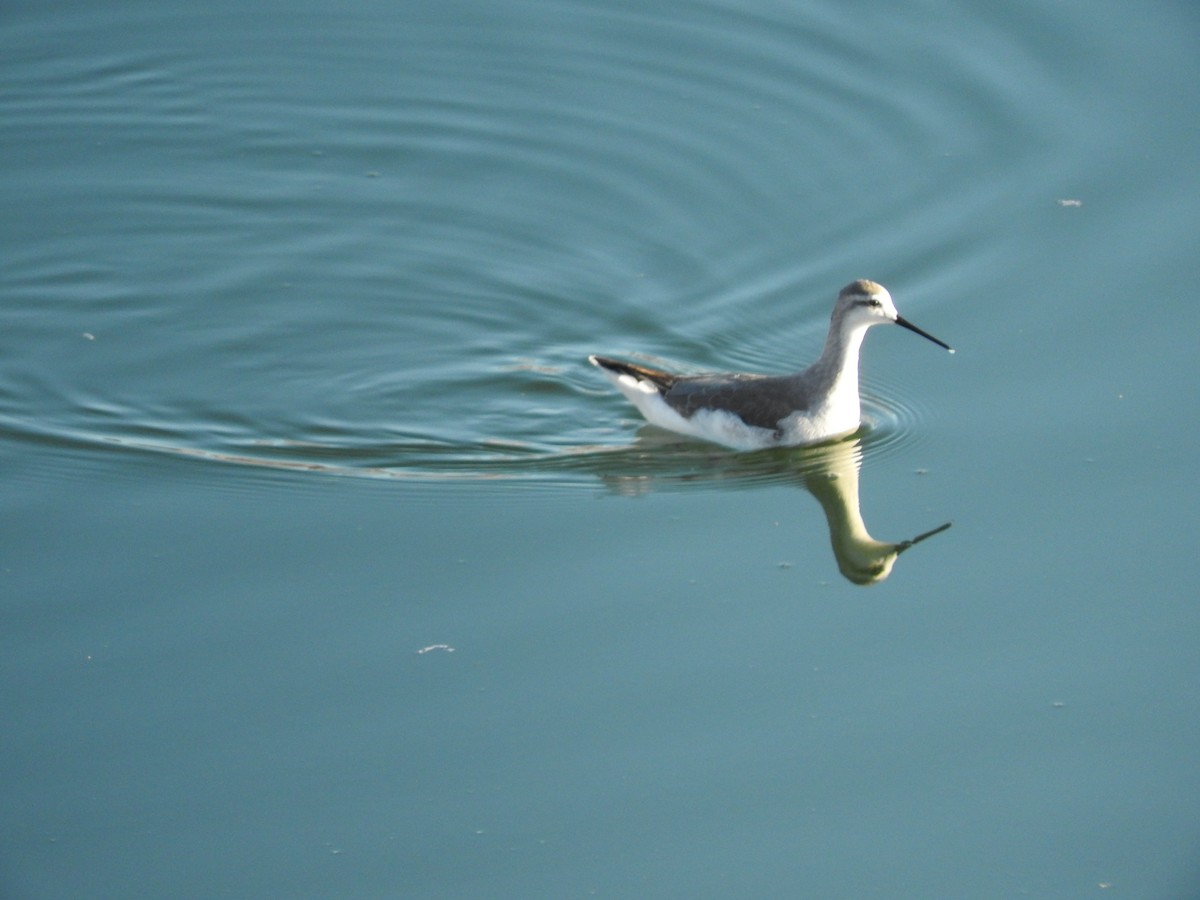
[663,374,814,430]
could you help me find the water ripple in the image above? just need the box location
[1,0,1048,490]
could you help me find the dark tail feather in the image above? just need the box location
[588,355,679,391]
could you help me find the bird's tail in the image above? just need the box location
[588,356,679,392]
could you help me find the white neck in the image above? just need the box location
[809,319,869,415]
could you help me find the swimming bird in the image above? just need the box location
[589,279,952,450]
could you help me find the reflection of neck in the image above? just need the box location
[804,441,899,585]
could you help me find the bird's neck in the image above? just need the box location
[809,321,868,408]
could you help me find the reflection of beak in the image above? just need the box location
[896,316,954,353]
[896,521,953,554]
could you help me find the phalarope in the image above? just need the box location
[589,279,952,450]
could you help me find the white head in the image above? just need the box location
[835,280,953,351]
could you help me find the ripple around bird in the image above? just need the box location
[3,0,1011,495]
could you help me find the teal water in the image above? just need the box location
[4,0,1199,896]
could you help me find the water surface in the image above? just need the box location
[3,0,1199,896]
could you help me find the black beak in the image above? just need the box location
[896,316,953,352]
[896,521,953,554]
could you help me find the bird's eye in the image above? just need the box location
[867,298,882,308]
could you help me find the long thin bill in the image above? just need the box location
[896,315,954,353]
[896,521,953,553]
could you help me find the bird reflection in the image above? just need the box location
[801,441,950,584]
[594,431,950,585]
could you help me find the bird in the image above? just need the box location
[589,279,952,450]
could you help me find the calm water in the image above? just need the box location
[4,0,1199,896]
